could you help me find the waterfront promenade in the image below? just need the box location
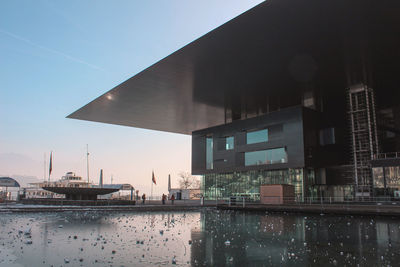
[0,200,209,213]
[2,200,400,217]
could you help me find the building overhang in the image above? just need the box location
[68,0,400,135]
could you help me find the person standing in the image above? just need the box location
[171,194,175,205]
[142,193,146,204]
[162,194,166,205]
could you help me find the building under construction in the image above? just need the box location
[69,0,400,201]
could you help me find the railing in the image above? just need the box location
[4,194,400,207]
[136,198,207,206]
[228,196,247,207]
[229,196,400,207]
[374,152,400,159]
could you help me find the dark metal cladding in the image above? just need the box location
[192,106,305,175]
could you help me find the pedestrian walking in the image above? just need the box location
[171,194,175,205]
[162,194,166,205]
[142,193,146,204]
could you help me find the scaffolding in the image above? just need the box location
[347,84,379,198]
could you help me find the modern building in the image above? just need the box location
[68,0,400,201]
[0,177,20,202]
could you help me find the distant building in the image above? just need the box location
[169,188,201,200]
[0,177,20,201]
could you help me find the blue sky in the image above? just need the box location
[0,0,264,195]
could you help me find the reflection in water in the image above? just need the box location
[191,211,400,266]
[0,210,399,266]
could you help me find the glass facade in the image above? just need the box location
[308,185,354,202]
[245,148,287,166]
[202,168,304,201]
[373,167,384,188]
[246,129,268,144]
[225,136,234,150]
[385,167,400,188]
[373,166,400,198]
[206,137,213,170]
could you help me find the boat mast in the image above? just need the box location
[86,144,90,185]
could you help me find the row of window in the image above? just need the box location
[206,128,280,170]
[218,128,269,152]
[218,127,335,151]
[373,167,400,189]
[202,168,304,201]
[207,143,287,169]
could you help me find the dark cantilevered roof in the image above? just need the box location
[68,0,400,135]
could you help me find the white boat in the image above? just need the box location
[24,172,91,198]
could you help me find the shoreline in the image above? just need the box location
[2,202,400,217]
[0,204,209,213]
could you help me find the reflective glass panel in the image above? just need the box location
[245,150,267,166]
[226,136,234,150]
[206,137,213,170]
[245,148,287,166]
[202,168,304,201]
[246,129,268,144]
[372,167,384,188]
[385,166,400,188]
[267,148,287,164]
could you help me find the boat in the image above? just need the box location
[25,172,91,199]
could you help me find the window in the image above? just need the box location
[202,168,304,201]
[225,107,232,123]
[245,148,287,166]
[386,131,395,138]
[206,136,213,170]
[245,150,267,166]
[246,129,268,144]
[303,91,315,109]
[225,136,234,150]
[372,167,384,188]
[319,128,335,145]
[385,166,400,188]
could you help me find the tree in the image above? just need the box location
[178,172,200,189]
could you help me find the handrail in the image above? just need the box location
[226,195,400,206]
[374,152,400,159]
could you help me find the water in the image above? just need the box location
[0,209,399,266]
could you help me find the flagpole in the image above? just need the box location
[43,153,46,182]
[86,144,90,185]
[48,151,52,184]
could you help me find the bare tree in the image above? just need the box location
[178,172,200,189]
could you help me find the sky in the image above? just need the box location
[0,0,264,196]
